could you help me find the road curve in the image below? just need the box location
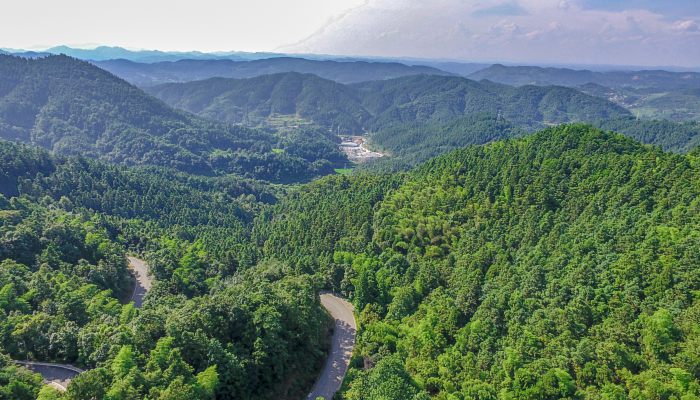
[13,361,84,391]
[128,256,152,308]
[14,257,151,391]
[307,294,357,400]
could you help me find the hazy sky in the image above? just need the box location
[3,0,700,66]
[1,0,365,52]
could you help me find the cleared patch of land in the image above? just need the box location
[339,136,384,162]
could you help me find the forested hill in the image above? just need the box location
[467,65,700,123]
[594,117,700,153]
[0,138,332,399]
[352,75,631,129]
[469,64,700,89]
[256,124,700,399]
[0,55,347,181]
[146,72,372,132]
[148,73,631,133]
[94,57,454,87]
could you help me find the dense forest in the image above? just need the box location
[0,139,330,399]
[148,73,631,135]
[3,121,700,399]
[2,51,700,400]
[146,73,372,133]
[0,55,346,181]
[593,118,700,153]
[252,125,700,399]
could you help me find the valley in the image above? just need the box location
[1,41,699,400]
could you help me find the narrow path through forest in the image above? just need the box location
[307,294,357,400]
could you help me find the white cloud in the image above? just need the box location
[674,20,700,33]
[280,0,700,67]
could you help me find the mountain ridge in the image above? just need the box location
[0,54,346,180]
[94,57,455,86]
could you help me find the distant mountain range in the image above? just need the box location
[0,45,285,63]
[0,55,346,180]
[2,52,698,175]
[94,57,454,86]
[146,71,700,167]
[468,64,700,90]
[468,64,700,122]
[4,47,699,122]
[147,72,631,133]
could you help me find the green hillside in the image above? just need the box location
[0,55,345,181]
[148,73,634,168]
[150,73,631,133]
[469,64,700,90]
[2,53,700,400]
[594,117,700,153]
[0,139,329,400]
[353,75,630,129]
[147,73,371,132]
[256,125,700,399]
[470,65,700,123]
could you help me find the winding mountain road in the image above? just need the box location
[307,294,357,400]
[12,361,84,391]
[14,256,152,391]
[16,260,355,399]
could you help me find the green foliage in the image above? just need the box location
[0,355,43,400]
[595,117,700,152]
[257,124,700,399]
[5,55,700,400]
[367,114,525,169]
[147,72,372,133]
[468,64,700,91]
[470,64,700,123]
[0,138,330,399]
[345,355,425,400]
[254,173,401,289]
[0,55,344,181]
[37,385,65,400]
[195,366,218,399]
[353,75,630,131]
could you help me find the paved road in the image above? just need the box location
[13,361,84,391]
[14,257,152,391]
[128,256,152,308]
[307,294,357,400]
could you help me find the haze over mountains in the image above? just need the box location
[0,55,346,180]
[468,64,700,90]
[2,0,700,399]
[143,70,700,166]
[467,64,700,122]
[16,44,688,124]
[1,32,700,400]
[2,51,699,175]
[94,57,453,86]
[147,72,631,132]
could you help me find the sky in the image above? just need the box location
[1,0,365,52]
[2,0,699,67]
